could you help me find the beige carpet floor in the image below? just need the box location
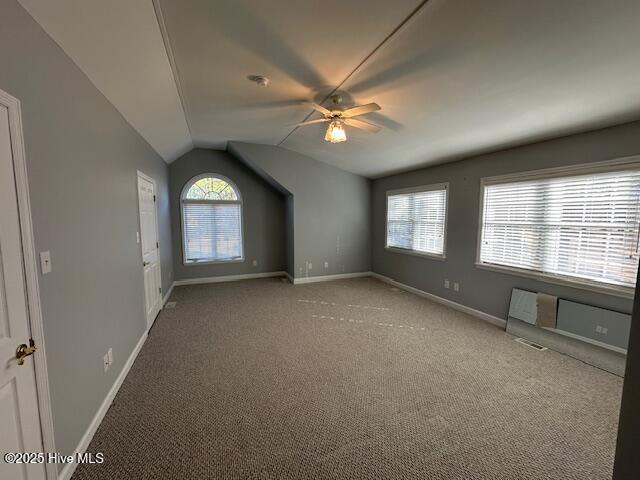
[72,277,623,480]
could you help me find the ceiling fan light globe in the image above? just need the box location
[325,121,347,143]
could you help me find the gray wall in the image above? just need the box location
[0,0,173,458]
[228,142,371,279]
[169,149,286,279]
[285,194,295,277]
[372,120,640,321]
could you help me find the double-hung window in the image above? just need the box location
[181,174,243,264]
[477,160,640,293]
[386,183,449,258]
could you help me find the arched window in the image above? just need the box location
[181,174,243,264]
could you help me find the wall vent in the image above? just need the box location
[515,337,547,351]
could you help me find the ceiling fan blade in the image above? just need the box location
[344,118,382,133]
[309,103,332,116]
[341,102,381,118]
[294,118,330,127]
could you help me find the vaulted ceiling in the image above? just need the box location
[18,0,640,177]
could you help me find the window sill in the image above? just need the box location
[384,246,446,261]
[475,262,635,299]
[184,258,245,266]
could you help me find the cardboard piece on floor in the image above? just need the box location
[536,293,558,328]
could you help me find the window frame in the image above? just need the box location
[180,173,245,266]
[384,182,449,261]
[475,156,640,298]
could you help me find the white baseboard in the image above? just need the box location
[59,331,148,480]
[371,273,506,328]
[293,271,373,285]
[173,271,286,286]
[162,281,175,306]
[174,271,371,286]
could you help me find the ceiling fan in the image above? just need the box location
[295,94,382,143]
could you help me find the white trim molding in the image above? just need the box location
[370,272,507,329]
[384,246,446,261]
[180,173,244,265]
[475,155,640,298]
[173,271,376,286]
[137,170,164,328]
[173,271,287,286]
[475,262,634,299]
[151,0,195,139]
[1,88,58,480]
[293,272,373,285]
[59,331,148,480]
[385,182,449,260]
[162,281,175,305]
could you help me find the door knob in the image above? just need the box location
[143,261,150,267]
[16,339,37,366]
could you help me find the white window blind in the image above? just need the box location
[386,184,448,257]
[479,168,640,288]
[181,175,243,263]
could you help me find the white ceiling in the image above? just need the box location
[20,0,640,177]
[155,0,421,151]
[18,0,192,162]
[280,0,640,177]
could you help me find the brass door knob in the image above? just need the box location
[16,339,37,366]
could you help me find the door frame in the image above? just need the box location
[136,170,163,327]
[0,88,57,479]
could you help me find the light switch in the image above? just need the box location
[40,251,52,274]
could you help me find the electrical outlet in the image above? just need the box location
[252,259,258,267]
[444,279,450,289]
[324,261,329,269]
[308,263,313,270]
[453,282,460,292]
[602,327,608,335]
[596,325,603,333]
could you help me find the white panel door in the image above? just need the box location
[137,174,161,327]
[0,105,46,479]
